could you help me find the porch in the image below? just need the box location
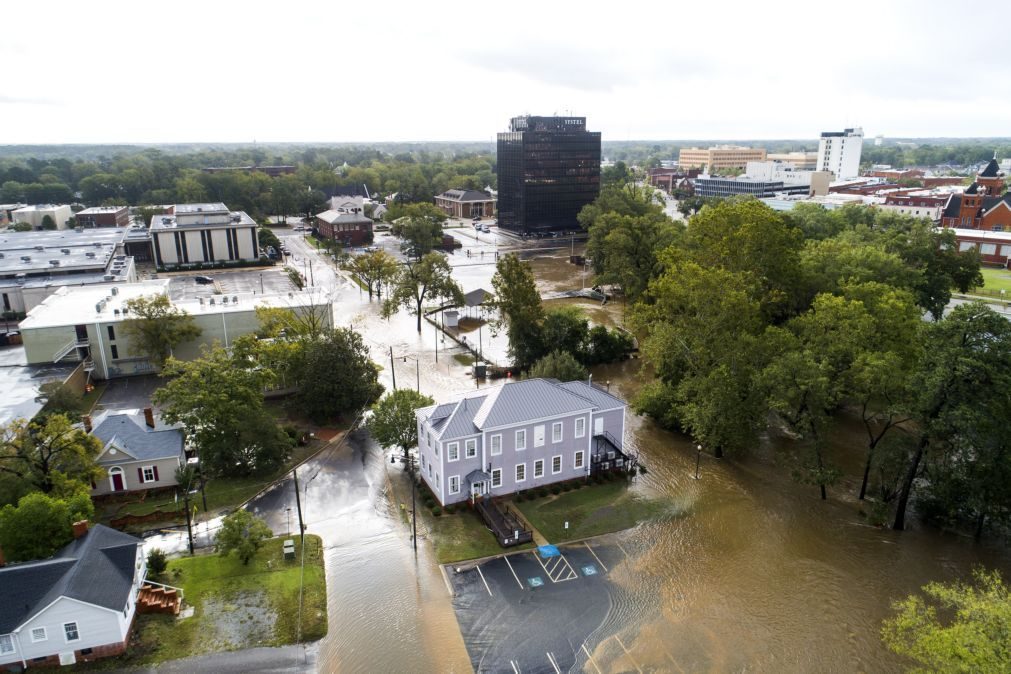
[590,431,638,476]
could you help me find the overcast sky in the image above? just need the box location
[3,0,1008,144]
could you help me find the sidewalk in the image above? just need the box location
[116,644,316,673]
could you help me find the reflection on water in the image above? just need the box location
[263,242,1010,672]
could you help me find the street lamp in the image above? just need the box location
[286,507,292,537]
[694,444,702,480]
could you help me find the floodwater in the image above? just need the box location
[149,230,1011,672]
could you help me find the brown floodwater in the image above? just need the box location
[291,234,1011,673]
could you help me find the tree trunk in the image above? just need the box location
[714,446,724,459]
[858,448,874,501]
[974,511,986,542]
[892,436,927,530]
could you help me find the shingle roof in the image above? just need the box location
[315,210,373,225]
[979,158,1001,178]
[438,189,495,202]
[0,524,141,633]
[942,194,961,219]
[92,411,185,463]
[965,183,979,195]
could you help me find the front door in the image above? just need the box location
[471,481,485,499]
[111,472,124,491]
[593,417,604,435]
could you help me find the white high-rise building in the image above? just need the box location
[817,127,863,180]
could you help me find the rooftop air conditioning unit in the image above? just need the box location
[20,255,31,262]
[232,296,237,303]
[114,309,120,316]
[49,260,60,266]
[86,252,96,258]
[103,275,115,281]
[122,307,128,316]
[209,298,215,305]
[221,296,228,305]
[199,297,205,306]
[61,248,70,254]
[111,287,119,296]
[34,245,44,251]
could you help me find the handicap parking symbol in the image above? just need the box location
[527,576,544,588]
[581,564,598,576]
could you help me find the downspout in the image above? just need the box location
[93,320,108,380]
[13,630,26,669]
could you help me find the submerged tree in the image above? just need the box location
[120,294,201,367]
[383,252,463,333]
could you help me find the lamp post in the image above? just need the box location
[694,444,702,480]
[286,507,292,537]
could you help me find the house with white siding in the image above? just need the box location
[0,523,147,668]
[415,378,629,508]
[87,408,187,496]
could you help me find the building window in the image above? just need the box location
[107,325,116,341]
[0,634,13,654]
[427,432,433,447]
[449,475,460,494]
[31,627,47,642]
[515,463,526,482]
[515,429,526,450]
[981,243,997,255]
[552,422,563,443]
[491,468,502,488]
[435,473,439,492]
[447,442,459,462]
[465,439,477,458]
[575,418,585,438]
[111,344,119,359]
[63,623,80,643]
[428,463,432,478]
[490,434,502,455]
[142,466,156,483]
[552,455,562,474]
[434,442,439,458]
[534,425,545,447]
[574,450,585,469]
[534,459,544,478]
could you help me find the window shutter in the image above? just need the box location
[138,468,144,483]
[153,466,160,481]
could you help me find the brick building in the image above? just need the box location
[434,189,497,218]
[940,157,1011,230]
[75,206,130,228]
[315,210,373,246]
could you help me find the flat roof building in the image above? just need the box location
[817,127,863,180]
[12,204,74,230]
[150,203,259,269]
[497,115,601,234]
[767,152,818,170]
[19,280,332,380]
[76,206,130,228]
[678,146,767,171]
[694,175,811,199]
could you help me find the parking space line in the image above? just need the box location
[582,643,603,674]
[614,635,643,674]
[510,659,521,673]
[504,554,524,590]
[584,542,608,573]
[546,652,561,674]
[617,542,631,558]
[532,551,578,583]
[476,565,493,597]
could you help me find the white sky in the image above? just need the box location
[2,0,1009,144]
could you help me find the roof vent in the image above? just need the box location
[49,259,60,266]
[35,245,44,251]
[61,248,71,254]
[20,255,31,262]
[232,295,237,303]
[86,252,96,258]
[111,287,119,296]
[93,242,103,247]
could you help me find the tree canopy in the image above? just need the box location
[367,389,435,460]
[383,253,463,333]
[0,490,94,561]
[120,294,201,367]
[215,510,272,565]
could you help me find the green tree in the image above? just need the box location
[489,254,545,369]
[215,510,272,565]
[383,252,463,333]
[0,490,94,562]
[40,214,57,230]
[146,548,168,579]
[367,389,435,461]
[286,267,305,290]
[257,226,282,254]
[10,222,33,232]
[291,328,383,423]
[120,294,201,368]
[345,249,398,300]
[35,381,84,420]
[390,203,447,258]
[154,346,291,477]
[0,414,104,495]
[882,568,1010,673]
[527,351,588,382]
[585,211,681,301]
[578,182,662,232]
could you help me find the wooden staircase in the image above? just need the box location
[137,583,182,615]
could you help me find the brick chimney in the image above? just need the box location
[143,407,155,429]
[82,414,93,433]
[72,520,89,539]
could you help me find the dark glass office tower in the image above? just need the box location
[496,116,601,234]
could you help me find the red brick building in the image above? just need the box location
[433,189,497,218]
[647,168,699,194]
[75,206,130,228]
[940,157,1011,231]
[315,210,373,246]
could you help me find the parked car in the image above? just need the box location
[194,275,214,285]
[480,224,490,233]
[472,215,481,221]
[473,222,482,229]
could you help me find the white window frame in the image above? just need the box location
[534,425,545,447]
[31,627,47,643]
[0,634,13,655]
[434,442,439,458]
[435,472,440,493]
[491,468,502,488]
[515,463,526,483]
[533,459,544,478]
[63,622,80,643]
[552,422,563,443]
[575,417,585,438]
[449,475,460,495]
[515,429,526,451]
[465,438,477,458]
[490,434,502,456]
[142,465,156,483]
[574,450,585,470]
[447,442,459,462]
[552,455,562,474]
[427,463,432,477]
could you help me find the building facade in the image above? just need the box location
[940,158,1011,230]
[497,116,601,234]
[12,205,74,230]
[88,409,187,496]
[817,127,863,179]
[75,207,130,228]
[767,152,818,170]
[433,189,497,218]
[314,211,373,246]
[415,379,627,507]
[150,203,259,268]
[694,176,811,199]
[678,146,767,171]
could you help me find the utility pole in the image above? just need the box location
[389,346,397,390]
[292,468,305,541]
[183,489,194,555]
[416,358,420,392]
[308,259,314,286]
[434,323,438,363]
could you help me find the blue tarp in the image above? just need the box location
[537,544,561,558]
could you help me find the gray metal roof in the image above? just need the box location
[315,209,373,225]
[475,379,595,429]
[0,524,142,633]
[556,381,626,411]
[92,411,185,462]
[437,189,496,203]
[440,395,487,439]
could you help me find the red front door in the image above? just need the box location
[112,473,124,491]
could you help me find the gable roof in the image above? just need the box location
[979,157,1001,178]
[0,524,141,633]
[419,379,625,439]
[942,194,962,219]
[437,189,496,202]
[315,209,373,225]
[91,410,185,463]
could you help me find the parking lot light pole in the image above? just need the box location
[694,444,702,480]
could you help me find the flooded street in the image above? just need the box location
[155,230,1011,673]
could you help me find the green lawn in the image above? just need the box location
[979,266,1011,293]
[425,508,528,564]
[515,480,671,543]
[84,536,326,669]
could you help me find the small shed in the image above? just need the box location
[444,310,460,328]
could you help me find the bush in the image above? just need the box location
[431,507,442,517]
[444,505,456,515]
[146,548,168,579]
[538,488,549,498]
[550,486,561,495]
[561,483,572,492]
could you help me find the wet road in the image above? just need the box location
[146,231,1011,672]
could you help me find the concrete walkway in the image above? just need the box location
[116,644,316,673]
